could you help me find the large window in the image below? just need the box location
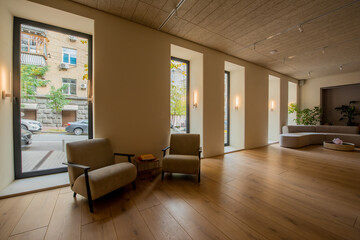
[170,57,189,134]
[224,71,230,146]
[13,17,93,179]
[62,78,77,95]
[62,47,77,65]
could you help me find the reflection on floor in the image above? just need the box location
[0,172,69,198]
[224,145,242,153]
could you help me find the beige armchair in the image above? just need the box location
[64,138,137,212]
[162,134,202,182]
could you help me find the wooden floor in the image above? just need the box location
[1,144,360,240]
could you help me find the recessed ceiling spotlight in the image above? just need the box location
[288,55,295,59]
[322,47,326,55]
[269,50,278,54]
[340,65,343,71]
[298,25,303,33]
[308,71,312,78]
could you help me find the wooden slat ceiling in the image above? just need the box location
[71,0,360,80]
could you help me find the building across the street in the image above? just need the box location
[20,24,89,127]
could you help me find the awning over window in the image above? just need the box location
[21,53,46,66]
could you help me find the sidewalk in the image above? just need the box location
[40,126,66,133]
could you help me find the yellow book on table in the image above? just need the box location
[140,154,156,161]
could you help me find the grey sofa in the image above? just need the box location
[280,125,360,148]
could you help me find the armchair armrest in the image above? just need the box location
[162,146,170,157]
[63,162,90,170]
[114,153,135,163]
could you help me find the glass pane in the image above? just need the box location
[170,58,188,134]
[20,23,89,174]
[63,53,69,63]
[70,56,76,65]
[224,72,229,145]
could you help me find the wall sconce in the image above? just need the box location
[2,71,12,100]
[270,100,275,111]
[193,91,198,109]
[235,96,239,110]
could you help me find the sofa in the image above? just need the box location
[280,125,360,148]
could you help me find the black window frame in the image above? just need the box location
[224,71,230,146]
[13,17,93,179]
[170,56,190,133]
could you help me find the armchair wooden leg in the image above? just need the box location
[161,171,164,180]
[198,173,200,183]
[132,181,136,190]
[73,192,77,198]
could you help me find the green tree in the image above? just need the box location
[47,85,70,113]
[21,65,49,99]
[170,60,187,127]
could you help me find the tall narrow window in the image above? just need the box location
[13,18,93,179]
[170,57,189,133]
[224,71,230,146]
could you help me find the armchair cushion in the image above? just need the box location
[163,154,200,174]
[67,138,114,186]
[169,134,200,155]
[72,162,136,200]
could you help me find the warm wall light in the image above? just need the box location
[1,71,12,100]
[235,96,239,110]
[193,91,198,109]
[270,100,275,111]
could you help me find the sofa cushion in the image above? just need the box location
[280,133,326,148]
[316,125,359,134]
[163,154,200,174]
[282,125,316,133]
[72,162,136,200]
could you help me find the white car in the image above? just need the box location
[21,119,42,132]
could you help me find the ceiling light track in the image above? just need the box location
[158,0,186,30]
[241,0,360,52]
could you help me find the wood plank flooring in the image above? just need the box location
[1,144,359,240]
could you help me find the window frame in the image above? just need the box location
[170,56,190,133]
[62,47,77,65]
[224,71,230,146]
[62,78,77,95]
[13,17,93,179]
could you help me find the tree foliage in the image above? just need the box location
[170,60,187,127]
[288,103,322,125]
[21,65,49,99]
[47,85,70,113]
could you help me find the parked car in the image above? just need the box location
[21,119,42,132]
[65,120,88,135]
[21,129,32,146]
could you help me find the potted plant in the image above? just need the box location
[334,101,360,126]
[288,103,322,125]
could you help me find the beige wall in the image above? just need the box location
[0,1,15,190]
[0,0,299,190]
[300,71,360,109]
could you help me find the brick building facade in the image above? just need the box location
[21,24,89,127]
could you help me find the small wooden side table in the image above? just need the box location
[134,157,161,176]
